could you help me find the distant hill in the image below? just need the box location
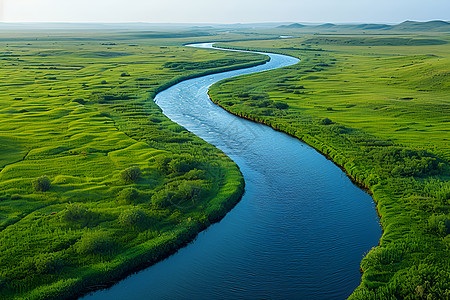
[277,23,306,29]
[391,20,450,32]
[355,24,392,30]
[314,23,336,28]
[275,20,450,32]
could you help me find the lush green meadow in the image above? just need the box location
[210,35,450,299]
[1,24,449,299]
[0,31,269,299]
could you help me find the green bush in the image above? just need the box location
[118,208,147,227]
[320,117,333,125]
[151,180,208,209]
[120,166,142,184]
[155,156,172,174]
[32,176,51,192]
[61,203,89,222]
[151,189,171,208]
[168,155,200,173]
[185,169,206,180]
[273,102,289,109]
[177,181,203,201]
[427,214,450,236]
[74,231,114,255]
[117,188,139,204]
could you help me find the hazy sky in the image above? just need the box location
[1,0,449,23]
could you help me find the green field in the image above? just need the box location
[0,30,268,299]
[0,23,449,299]
[210,34,450,299]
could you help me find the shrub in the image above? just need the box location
[151,180,208,209]
[61,203,89,222]
[155,156,172,174]
[273,102,289,109]
[75,231,114,255]
[185,169,206,180]
[427,214,450,236]
[177,181,203,201]
[151,189,171,208]
[32,176,51,192]
[257,100,273,108]
[118,208,147,227]
[320,117,333,125]
[117,188,139,204]
[120,166,142,184]
[168,155,200,174]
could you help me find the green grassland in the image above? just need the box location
[0,31,269,299]
[210,35,450,299]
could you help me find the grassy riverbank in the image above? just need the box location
[210,36,450,299]
[0,31,268,299]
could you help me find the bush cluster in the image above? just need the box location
[118,208,147,227]
[117,188,139,204]
[32,176,51,192]
[121,166,142,184]
[61,203,89,222]
[75,231,114,255]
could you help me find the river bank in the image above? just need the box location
[208,41,450,299]
[83,43,380,300]
[0,39,270,300]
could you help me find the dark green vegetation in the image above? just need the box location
[210,35,450,299]
[0,31,269,299]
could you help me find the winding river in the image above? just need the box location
[83,43,381,299]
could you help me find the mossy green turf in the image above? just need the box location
[210,35,450,299]
[0,31,268,299]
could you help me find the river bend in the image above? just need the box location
[83,43,381,299]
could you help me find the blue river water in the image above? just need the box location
[82,43,381,299]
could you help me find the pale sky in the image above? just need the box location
[0,0,449,24]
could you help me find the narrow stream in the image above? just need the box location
[83,43,381,299]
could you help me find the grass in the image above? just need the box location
[210,34,450,299]
[1,26,448,299]
[0,31,269,299]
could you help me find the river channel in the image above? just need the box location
[83,43,381,299]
